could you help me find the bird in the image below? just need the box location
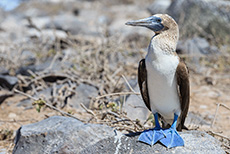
[125,14,190,148]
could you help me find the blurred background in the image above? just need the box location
[0,0,229,153]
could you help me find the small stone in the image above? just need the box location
[8,113,17,119]
[68,83,98,109]
[21,50,36,65]
[200,105,207,109]
[0,91,13,104]
[0,75,18,90]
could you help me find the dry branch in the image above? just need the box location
[121,75,136,93]
[208,131,230,141]
[80,103,96,117]
[95,91,140,99]
[211,103,230,128]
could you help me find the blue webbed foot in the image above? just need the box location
[138,127,166,145]
[159,113,185,148]
[138,113,166,145]
[159,127,184,148]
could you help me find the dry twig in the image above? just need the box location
[95,91,140,100]
[207,131,230,141]
[211,103,230,128]
[0,119,37,123]
[121,75,135,93]
[80,103,96,117]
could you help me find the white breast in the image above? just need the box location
[145,42,180,122]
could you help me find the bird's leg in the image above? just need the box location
[159,113,184,148]
[154,113,161,129]
[138,113,166,146]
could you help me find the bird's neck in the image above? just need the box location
[147,31,178,60]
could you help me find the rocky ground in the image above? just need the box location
[0,0,229,153]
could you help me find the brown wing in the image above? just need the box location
[176,60,190,131]
[138,59,151,111]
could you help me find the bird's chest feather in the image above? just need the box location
[145,51,180,119]
[146,53,179,85]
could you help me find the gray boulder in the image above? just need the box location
[13,116,115,154]
[123,85,150,124]
[177,37,219,55]
[167,0,230,45]
[176,37,219,73]
[13,116,225,154]
[81,130,225,154]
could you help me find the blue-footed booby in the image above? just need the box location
[126,14,190,148]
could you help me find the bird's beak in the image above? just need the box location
[125,17,153,27]
[125,16,164,32]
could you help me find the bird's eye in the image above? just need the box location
[156,18,161,23]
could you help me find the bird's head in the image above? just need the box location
[126,14,178,35]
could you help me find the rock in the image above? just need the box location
[148,0,172,14]
[12,116,225,154]
[81,130,225,154]
[167,0,230,45]
[123,85,150,123]
[176,37,219,73]
[0,66,8,75]
[0,90,13,104]
[177,37,219,55]
[0,75,18,90]
[16,99,33,109]
[13,116,115,154]
[0,16,23,41]
[68,83,98,109]
[20,50,36,66]
[8,113,17,119]
[27,17,51,30]
[16,57,66,76]
[16,65,44,76]
[45,14,97,35]
[27,29,67,41]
